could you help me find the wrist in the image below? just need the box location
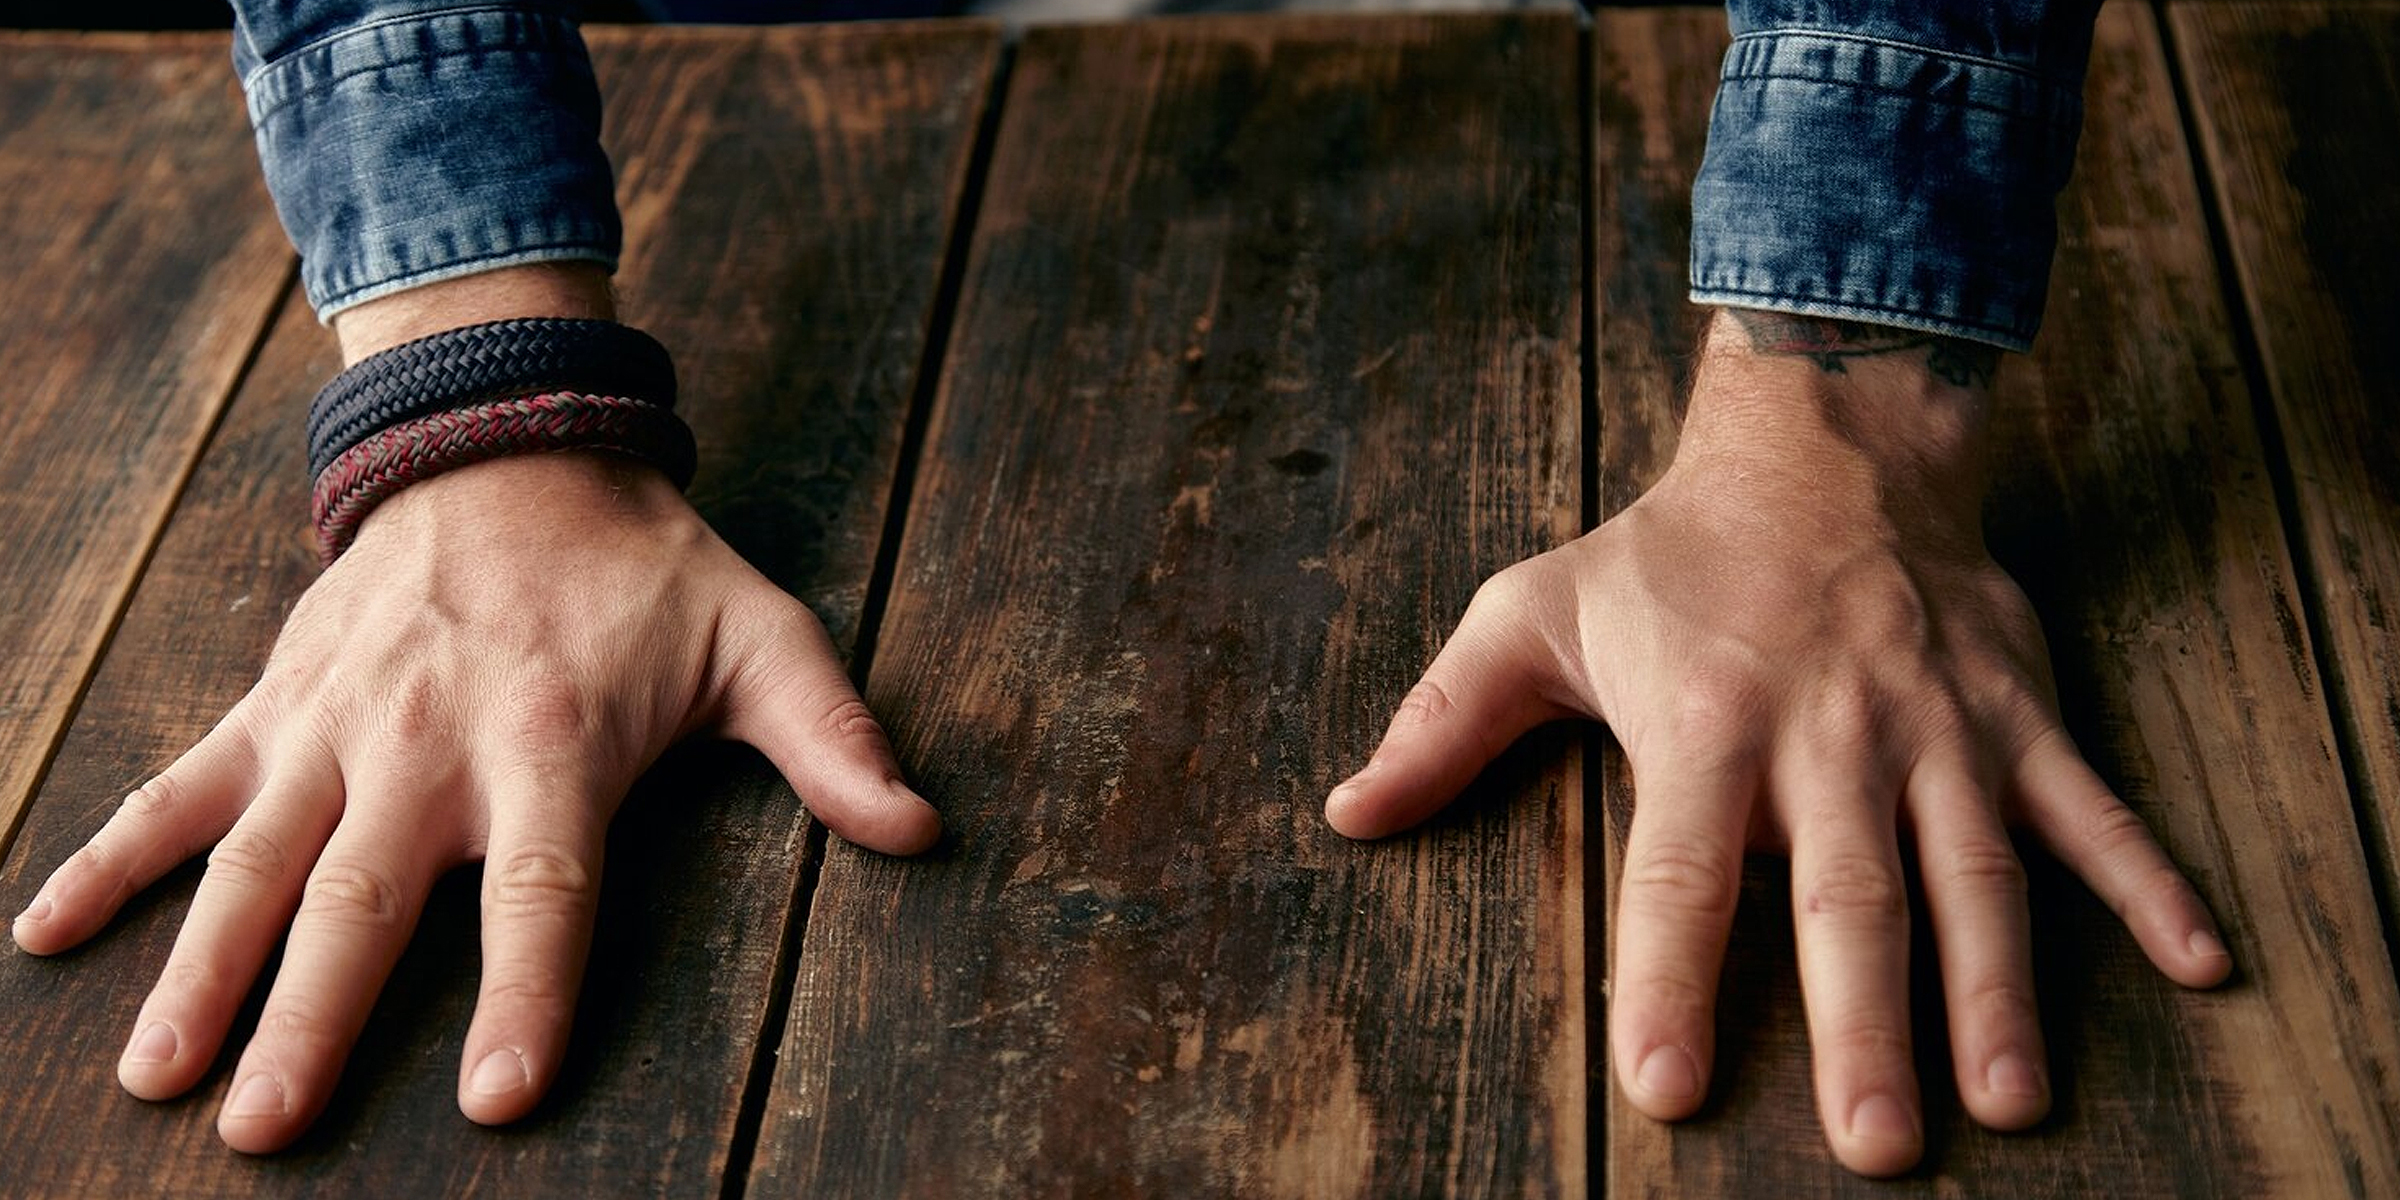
[1669,309,2001,527]
[332,262,615,365]
[349,450,691,559]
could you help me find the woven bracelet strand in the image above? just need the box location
[306,318,677,480]
[310,392,698,564]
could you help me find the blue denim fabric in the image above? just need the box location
[1691,1,2103,349]
[232,2,620,319]
[233,2,2101,347]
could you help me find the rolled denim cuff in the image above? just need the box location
[1688,30,2087,351]
[238,6,621,321]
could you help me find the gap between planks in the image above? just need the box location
[2156,0,2400,1000]
[0,260,298,867]
[715,33,1025,1200]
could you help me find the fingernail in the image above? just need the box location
[14,895,51,926]
[2188,929,2228,960]
[469,1049,528,1097]
[1985,1052,2043,1099]
[224,1074,286,1120]
[1847,1094,1918,1143]
[1635,1046,1699,1101]
[125,1021,178,1065]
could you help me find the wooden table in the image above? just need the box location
[2,5,2395,1195]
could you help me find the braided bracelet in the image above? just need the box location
[310,392,698,564]
[306,317,676,480]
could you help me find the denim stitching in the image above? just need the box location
[241,4,546,91]
[246,13,578,124]
[1726,28,2051,82]
[1715,73,2081,127]
[1689,283,2025,344]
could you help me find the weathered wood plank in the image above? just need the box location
[0,24,996,1195]
[750,14,1585,1197]
[2171,0,2400,986]
[0,34,293,862]
[1593,5,2400,1194]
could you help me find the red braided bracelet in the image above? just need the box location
[310,391,698,564]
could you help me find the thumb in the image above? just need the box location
[718,589,941,856]
[1325,575,1570,839]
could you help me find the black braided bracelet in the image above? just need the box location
[306,317,678,479]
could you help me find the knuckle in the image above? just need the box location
[1905,688,1975,748]
[1666,668,1767,746]
[206,827,293,890]
[478,975,576,1016]
[1394,678,1463,730]
[255,1000,340,1053]
[1811,675,1882,749]
[301,862,406,930]
[1622,966,1715,1026]
[813,698,889,747]
[1827,1020,1912,1064]
[1624,838,1739,921]
[158,958,221,999]
[2080,798,2156,855]
[63,843,133,907]
[1959,978,2039,1027]
[119,776,184,820]
[242,664,304,717]
[484,847,595,916]
[66,842,118,883]
[377,674,446,741]
[1988,687,2062,743]
[1467,563,1539,616]
[1802,855,1909,924]
[499,673,593,751]
[1940,837,2028,899]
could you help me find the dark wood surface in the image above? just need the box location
[746,14,1586,1198]
[2172,0,2400,981]
[0,36,293,862]
[3,6,2396,1197]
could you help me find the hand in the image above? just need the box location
[10,450,939,1153]
[1323,310,2231,1176]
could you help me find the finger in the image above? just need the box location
[456,761,609,1125]
[720,590,939,856]
[217,794,445,1154]
[1324,575,1569,839]
[1906,752,2047,1131]
[1609,742,1756,1120]
[118,756,343,1102]
[15,715,261,955]
[1786,753,1921,1177]
[2014,727,2230,988]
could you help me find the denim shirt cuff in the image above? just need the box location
[1687,30,2087,351]
[237,6,621,322]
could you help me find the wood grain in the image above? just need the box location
[2171,0,2400,986]
[1592,5,2400,1195]
[0,34,293,862]
[748,14,1586,1198]
[0,24,996,1196]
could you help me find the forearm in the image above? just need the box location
[332,262,615,365]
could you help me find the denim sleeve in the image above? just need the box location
[1690,1,2103,350]
[231,1,621,321]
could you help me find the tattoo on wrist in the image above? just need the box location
[1725,310,2002,390]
